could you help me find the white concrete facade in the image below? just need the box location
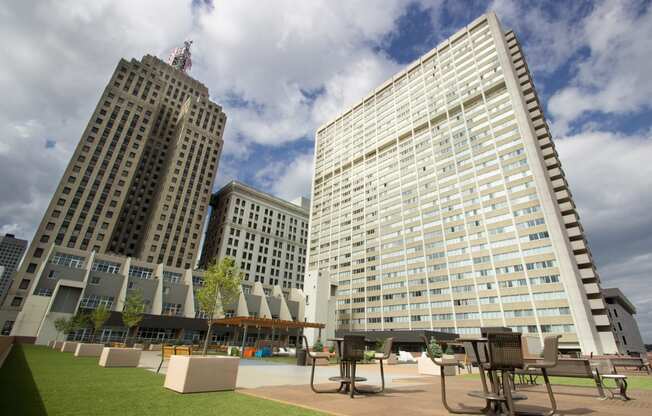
[306,12,616,354]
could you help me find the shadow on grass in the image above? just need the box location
[0,344,47,416]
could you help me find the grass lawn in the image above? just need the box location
[0,344,326,416]
[460,373,652,390]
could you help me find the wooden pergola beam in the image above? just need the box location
[209,316,325,330]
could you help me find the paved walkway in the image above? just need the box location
[137,351,652,415]
[243,376,652,416]
[138,351,429,389]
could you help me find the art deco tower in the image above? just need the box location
[306,13,617,354]
[1,42,226,320]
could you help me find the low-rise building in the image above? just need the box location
[602,288,646,356]
[8,245,306,345]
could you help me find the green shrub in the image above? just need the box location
[427,338,443,358]
[229,347,240,356]
[364,350,376,362]
[313,340,323,351]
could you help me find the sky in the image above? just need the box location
[0,0,651,341]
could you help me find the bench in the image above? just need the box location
[515,358,606,398]
[608,357,650,374]
[157,345,192,373]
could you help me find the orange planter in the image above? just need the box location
[243,347,255,358]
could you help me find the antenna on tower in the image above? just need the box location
[167,40,193,73]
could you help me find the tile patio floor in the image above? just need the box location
[139,351,652,416]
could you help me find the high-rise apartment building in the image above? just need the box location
[200,181,310,293]
[0,234,28,305]
[306,13,617,354]
[1,42,227,336]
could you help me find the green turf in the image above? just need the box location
[0,344,325,416]
[459,373,652,390]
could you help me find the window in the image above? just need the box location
[129,266,153,280]
[79,294,113,309]
[90,276,101,285]
[10,297,22,307]
[91,260,121,274]
[26,263,37,273]
[162,271,182,283]
[34,248,44,258]
[1,321,14,336]
[47,270,58,279]
[162,303,182,316]
[18,279,30,290]
[51,253,85,268]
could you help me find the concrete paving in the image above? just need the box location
[137,350,432,389]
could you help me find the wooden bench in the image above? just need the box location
[608,357,650,374]
[515,358,606,398]
[157,345,192,373]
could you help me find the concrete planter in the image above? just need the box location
[61,341,79,353]
[149,344,162,351]
[133,343,144,350]
[52,341,64,350]
[74,343,104,357]
[164,355,240,393]
[417,355,457,376]
[98,347,142,367]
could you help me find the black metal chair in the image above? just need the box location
[421,336,486,414]
[301,335,335,394]
[485,333,527,416]
[373,337,394,392]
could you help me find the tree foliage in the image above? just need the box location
[90,305,111,336]
[196,257,243,355]
[427,338,443,358]
[122,289,145,341]
[53,317,69,340]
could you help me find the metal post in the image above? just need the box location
[240,325,247,357]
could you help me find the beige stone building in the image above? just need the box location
[200,181,309,294]
[1,43,226,337]
[305,13,618,354]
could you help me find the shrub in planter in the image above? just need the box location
[312,340,323,352]
[363,350,376,363]
[229,347,240,357]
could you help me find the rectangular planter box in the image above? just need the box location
[61,341,79,353]
[98,348,142,368]
[133,343,144,350]
[164,355,240,393]
[417,355,457,376]
[75,343,104,357]
[149,344,162,351]
[52,341,63,350]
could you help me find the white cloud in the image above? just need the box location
[548,1,652,134]
[556,129,652,340]
[254,152,314,201]
[488,0,587,75]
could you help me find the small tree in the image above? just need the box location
[90,305,111,342]
[68,313,89,341]
[54,317,69,341]
[122,290,145,343]
[427,338,443,358]
[196,257,243,355]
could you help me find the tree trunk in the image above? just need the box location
[124,326,130,343]
[202,321,212,355]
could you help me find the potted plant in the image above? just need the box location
[163,257,242,393]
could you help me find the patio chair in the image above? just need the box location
[484,333,527,416]
[421,336,485,414]
[521,335,561,415]
[302,336,335,394]
[373,337,394,392]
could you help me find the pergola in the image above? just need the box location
[209,317,325,353]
